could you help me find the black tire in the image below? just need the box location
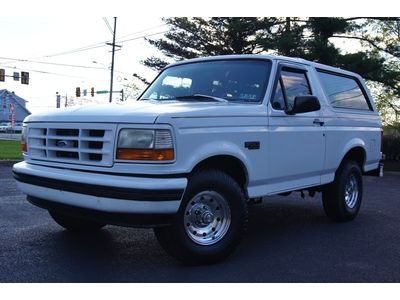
[49,210,106,232]
[154,169,248,265]
[322,160,363,222]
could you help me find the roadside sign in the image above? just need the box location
[13,72,20,81]
[96,90,109,94]
[10,103,15,126]
[56,94,61,108]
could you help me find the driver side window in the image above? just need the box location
[272,68,312,110]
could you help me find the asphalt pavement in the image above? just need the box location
[1,161,399,282]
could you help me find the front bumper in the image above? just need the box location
[13,161,187,218]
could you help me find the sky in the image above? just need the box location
[0,16,164,113]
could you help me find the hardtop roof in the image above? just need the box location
[166,54,362,78]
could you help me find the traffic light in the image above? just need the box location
[13,72,20,81]
[0,69,5,82]
[21,72,29,85]
[75,87,81,97]
[91,87,94,97]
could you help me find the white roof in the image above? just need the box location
[167,54,361,78]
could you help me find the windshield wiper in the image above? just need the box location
[175,94,228,103]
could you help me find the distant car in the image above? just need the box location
[0,122,8,132]
[5,122,23,133]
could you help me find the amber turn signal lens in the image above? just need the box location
[117,148,174,161]
[21,143,27,153]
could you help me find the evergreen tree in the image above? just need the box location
[332,18,400,123]
[143,17,280,70]
[142,17,400,123]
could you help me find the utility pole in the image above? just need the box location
[106,17,121,103]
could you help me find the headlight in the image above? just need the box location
[116,129,174,161]
[118,129,155,149]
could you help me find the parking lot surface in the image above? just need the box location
[0,161,399,282]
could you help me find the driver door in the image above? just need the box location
[266,63,326,193]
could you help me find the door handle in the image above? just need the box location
[313,119,324,126]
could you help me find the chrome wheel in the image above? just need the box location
[154,170,248,264]
[184,190,231,246]
[344,174,359,209]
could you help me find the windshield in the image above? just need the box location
[140,59,272,103]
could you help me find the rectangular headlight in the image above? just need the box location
[118,129,155,149]
[117,129,174,161]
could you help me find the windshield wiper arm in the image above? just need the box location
[175,94,228,103]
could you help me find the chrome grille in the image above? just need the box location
[27,123,116,167]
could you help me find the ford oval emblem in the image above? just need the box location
[57,140,69,148]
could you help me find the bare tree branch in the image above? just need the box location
[343,17,400,22]
[331,35,399,58]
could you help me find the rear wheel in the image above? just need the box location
[49,210,106,232]
[322,160,363,222]
[154,169,248,264]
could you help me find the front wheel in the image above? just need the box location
[49,210,106,232]
[322,160,363,222]
[154,169,248,264]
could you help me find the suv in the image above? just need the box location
[13,55,383,264]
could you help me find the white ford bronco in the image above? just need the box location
[13,54,383,264]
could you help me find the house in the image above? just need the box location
[0,89,31,123]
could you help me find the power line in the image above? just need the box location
[41,43,109,59]
[0,28,168,74]
[0,56,108,70]
[103,17,114,36]
[117,30,168,44]
[38,25,167,59]
[0,22,168,67]
[0,22,169,85]
[0,64,88,79]
[116,24,167,40]
[0,56,134,78]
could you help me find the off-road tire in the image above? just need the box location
[322,160,363,222]
[154,169,248,265]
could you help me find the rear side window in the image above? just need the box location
[317,70,371,110]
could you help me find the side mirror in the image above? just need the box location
[286,95,321,115]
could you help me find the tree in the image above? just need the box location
[122,80,143,101]
[142,17,281,71]
[260,17,349,64]
[331,18,400,124]
[142,17,400,124]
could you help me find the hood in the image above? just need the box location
[24,100,263,124]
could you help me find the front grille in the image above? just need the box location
[27,123,116,167]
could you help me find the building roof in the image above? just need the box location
[0,89,31,117]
